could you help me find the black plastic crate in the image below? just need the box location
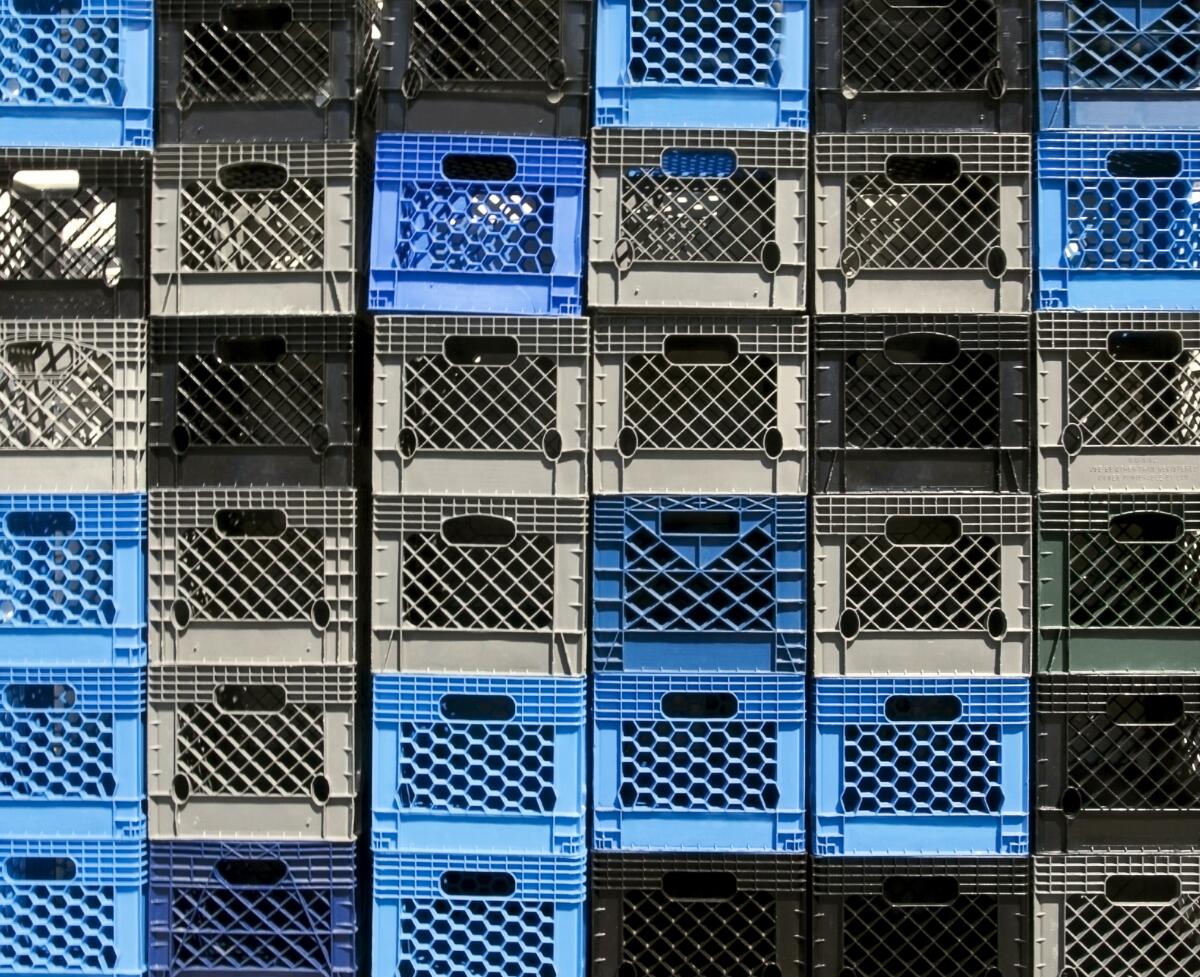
[157,0,379,143]
[378,0,590,136]
[814,0,1031,133]
[149,317,357,487]
[815,314,1031,492]
[0,150,147,319]
[591,853,806,977]
[812,858,1030,977]
[1038,674,1200,852]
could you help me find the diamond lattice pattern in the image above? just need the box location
[1068,527,1200,627]
[1067,350,1200,446]
[0,340,114,449]
[1065,0,1200,90]
[179,21,331,103]
[0,188,117,281]
[408,0,561,85]
[1064,896,1200,976]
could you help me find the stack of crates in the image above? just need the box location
[810,4,1034,973]
[366,4,591,976]
[143,5,374,977]
[589,4,809,974]
[0,0,153,972]
[1034,3,1200,968]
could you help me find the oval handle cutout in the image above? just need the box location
[885,694,962,723]
[883,332,960,365]
[220,1,293,31]
[663,335,738,365]
[440,870,516,898]
[661,511,739,535]
[441,154,518,182]
[444,335,519,366]
[885,154,961,184]
[4,683,75,710]
[440,693,517,722]
[217,161,288,192]
[884,514,962,546]
[1106,330,1183,361]
[215,858,288,886]
[660,147,737,179]
[1061,422,1084,457]
[441,514,516,547]
[215,508,287,537]
[1060,787,1083,816]
[5,510,76,538]
[661,691,738,720]
[214,683,286,712]
[1106,151,1182,179]
[986,609,1008,641]
[839,608,861,640]
[2,340,80,375]
[1105,874,1180,906]
[1108,511,1183,544]
[617,426,639,459]
[763,428,784,460]
[662,870,738,901]
[11,169,80,197]
[215,335,287,364]
[985,65,1008,99]
[6,856,76,881]
[1106,693,1185,726]
[882,875,959,907]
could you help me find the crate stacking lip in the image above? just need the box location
[592,494,807,673]
[371,674,585,855]
[813,677,1031,856]
[368,133,586,316]
[593,672,806,852]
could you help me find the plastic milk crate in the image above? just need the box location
[368,133,586,315]
[592,495,806,673]
[371,673,586,854]
[812,677,1031,856]
[592,672,806,852]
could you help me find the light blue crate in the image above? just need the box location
[0,0,153,148]
[813,677,1030,856]
[371,674,586,855]
[593,672,806,852]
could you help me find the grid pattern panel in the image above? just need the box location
[0,688,114,799]
[628,0,782,86]
[0,536,115,626]
[407,0,561,85]
[1063,896,1200,976]
[1066,177,1196,269]
[1067,528,1200,627]
[1067,350,1200,446]
[398,898,554,977]
[0,882,116,970]
[179,21,332,104]
[0,340,114,449]
[1064,0,1200,90]
[0,188,117,281]
[0,15,121,105]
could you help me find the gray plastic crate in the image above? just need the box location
[1035,854,1200,976]
[151,143,360,315]
[373,316,588,496]
[150,488,357,665]
[0,319,145,492]
[814,494,1033,676]
[1038,312,1200,492]
[592,313,807,495]
[372,494,586,674]
[148,662,358,840]
[588,128,808,312]
[815,134,1031,314]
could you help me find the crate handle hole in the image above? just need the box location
[839,608,861,640]
[221,1,292,31]
[1106,329,1182,361]
[661,511,739,535]
[216,334,287,364]
[217,161,289,192]
[400,66,424,100]
[398,428,418,459]
[660,148,737,178]
[310,775,330,804]
[5,856,75,881]
[5,683,75,710]
[172,773,192,802]
[763,428,784,459]
[440,870,516,897]
[885,694,962,722]
[762,967,782,977]
[885,154,960,184]
[661,870,738,901]
[1108,511,1183,545]
[839,970,857,977]
[884,514,961,546]
[10,169,79,197]
[1060,423,1083,456]
[883,332,960,365]
[760,242,782,274]
[308,423,330,455]
[661,691,738,719]
[215,858,288,886]
[310,598,331,631]
[215,683,286,712]
[1106,151,1181,179]
[617,965,636,977]
[986,247,1007,279]
[1107,693,1185,726]
[614,238,635,271]
[215,508,287,537]
[1060,786,1082,816]
[617,426,639,459]
[985,66,1007,99]
[171,425,191,456]
[664,334,738,365]
[441,514,516,547]
[442,154,517,182]
[1060,970,1077,977]
[541,429,563,460]
[986,608,1007,640]
[5,510,76,538]
[172,598,192,630]
[444,335,519,366]
[882,875,959,906]
[841,246,862,280]
[1,339,80,374]
[440,693,516,722]
[1105,874,1180,905]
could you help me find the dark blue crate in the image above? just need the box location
[371,850,585,977]
[0,0,153,148]
[593,495,807,673]
[1038,130,1200,309]
[0,835,146,976]
[1040,0,1200,129]
[368,134,586,316]
[813,677,1031,857]
[371,674,586,855]
[0,665,144,838]
[0,493,146,666]
[148,840,357,977]
[593,672,806,852]
[593,0,810,128]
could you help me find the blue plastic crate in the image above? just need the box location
[1039,0,1200,129]
[0,0,153,148]
[593,0,810,128]
[371,674,586,855]
[148,840,357,977]
[0,835,146,976]
[372,850,585,977]
[593,495,807,672]
[1038,130,1200,309]
[593,672,806,852]
[0,494,146,666]
[0,665,144,838]
[813,677,1030,856]
[368,134,586,316]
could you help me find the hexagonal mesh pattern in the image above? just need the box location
[1066,177,1197,269]
[1064,0,1200,90]
[407,0,562,85]
[398,722,555,813]
[0,187,118,282]
[0,339,115,449]
[0,534,115,627]
[842,723,1003,814]
[0,685,114,799]
[0,880,116,970]
[179,21,332,104]
[618,720,779,810]
[398,897,553,977]
[628,0,781,86]
[1063,895,1200,976]
[1066,349,1200,446]
[0,14,121,106]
